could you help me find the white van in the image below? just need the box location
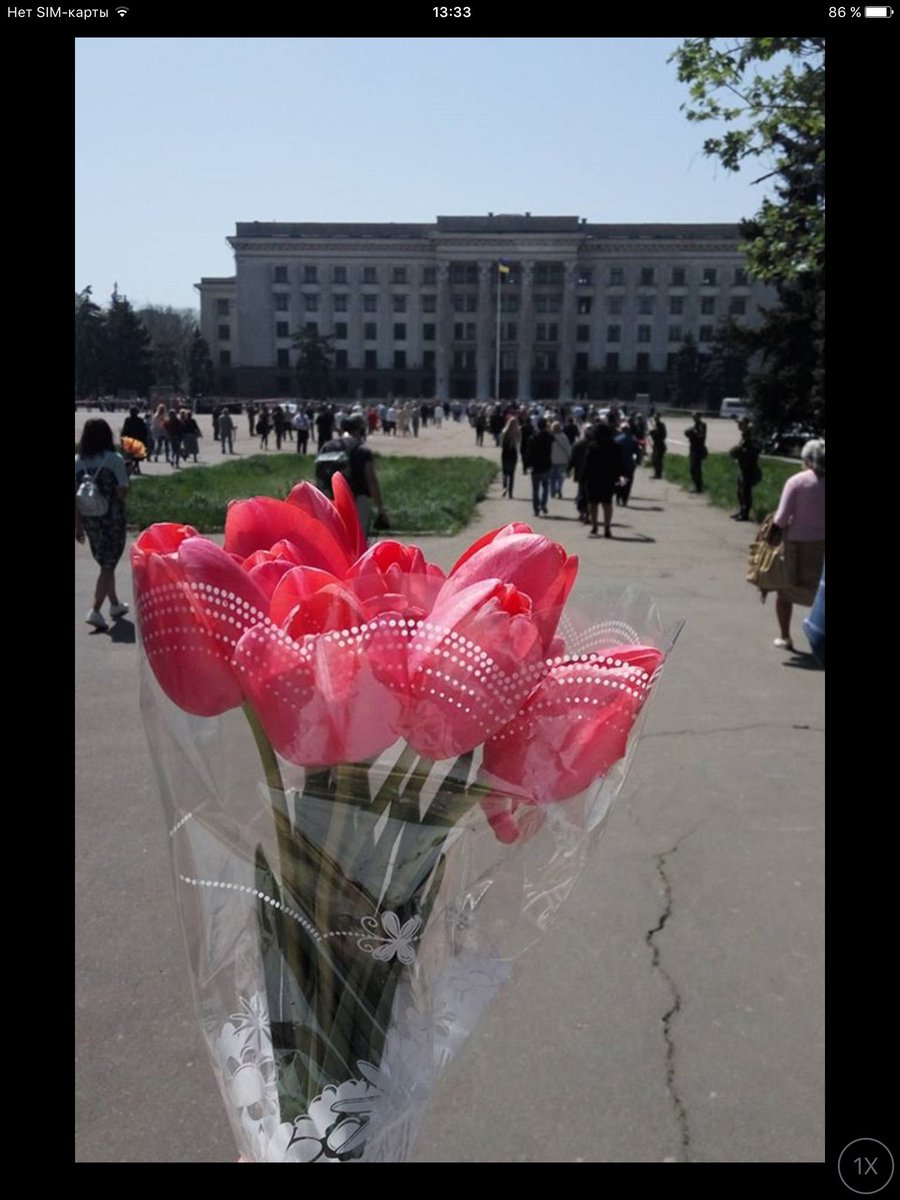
[720,398,750,420]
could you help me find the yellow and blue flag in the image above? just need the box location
[498,260,511,275]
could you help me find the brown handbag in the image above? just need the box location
[747,514,788,594]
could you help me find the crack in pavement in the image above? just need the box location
[643,722,824,739]
[646,828,699,1162]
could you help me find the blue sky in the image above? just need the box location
[75,37,782,313]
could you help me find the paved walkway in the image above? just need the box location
[75,416,823,1163]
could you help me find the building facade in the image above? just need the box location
[196,215,774,404]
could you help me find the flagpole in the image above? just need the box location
[494,262,502,401]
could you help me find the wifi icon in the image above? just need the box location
[115,5,129,13]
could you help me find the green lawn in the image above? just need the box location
[662,452,798,524]
[126,454,498,536]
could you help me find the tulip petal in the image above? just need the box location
[224,497,355,576]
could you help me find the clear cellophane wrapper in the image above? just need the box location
[139,585,679,1163]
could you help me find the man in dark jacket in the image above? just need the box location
[526,417,555,517]
[730,417,762,521]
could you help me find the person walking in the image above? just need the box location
[165,408,183,468]
[272,406,286,451]
[75,418,130,631]
[527,417,554,517]
[578,423,621,539]
[181,409,202,463]
[685,411,708,493]
[569,423,594,524]
[614,421,640,507]
[550,421,571,499]
[649,414,668,479]
[219,407,235,454]
[500,415,521,498]
[151,403,169,463]
[256,407,271,449]
[769,439,825,652]
[729,417,762,521]
[292,406,310,453]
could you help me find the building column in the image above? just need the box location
[476,261,493,398]
[559,259,578,402]
[517,260,534,402]
[436,260,451,402]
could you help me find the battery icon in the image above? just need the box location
[864,5,893,14]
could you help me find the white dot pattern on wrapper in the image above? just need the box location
[138,581,276,668]
[178,874,321,941]
[169,811,194,838]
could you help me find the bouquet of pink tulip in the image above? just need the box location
[134,475,677,1162]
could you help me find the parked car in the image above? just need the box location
[720,397,750,420]
[763,425,819,458]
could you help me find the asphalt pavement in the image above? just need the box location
[74,414,823,1163]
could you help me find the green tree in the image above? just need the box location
[670,38,824,282]
[669,334,707,410]
[292,326,334,401]
[137,305,200,391]
[75,286,107,399]
[104,288,153,396]
[671,38,825,431]
[701,318,751,409]
[187,328,214,398]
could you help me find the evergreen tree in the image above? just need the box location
[138,305,200,391]
[293,327,334,401]
[669,334,707,410]
[187,328,214,398]
[104,288,153,396]
[75,286,107,399]
[701,318,751,409]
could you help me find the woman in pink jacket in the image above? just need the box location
[770,439,825,651]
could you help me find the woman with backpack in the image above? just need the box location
[75,419,130,631]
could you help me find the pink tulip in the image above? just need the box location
[132,527,269,717]
[481,645,665,810]
[224,497,356,577]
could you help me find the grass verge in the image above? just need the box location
[662,453,798,523]
[126,454,498,536]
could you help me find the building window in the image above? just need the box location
[451,264,478,285]
[218,324,230,341]
[729,297,747,315]
[577,297,593,315]
[216,298,230,316]
[335,349,348,368]
[575,352,589,371]
[668,325,683,342]
[699,325,714,342]
[606,352,619,371]
[422,294,436,313]
[536,323,558,342]
[500,296,519,313]
[276,349,290,369]
[608,296,624,315]
[500,321,517,341]
[577,270,592,286]
[639,296,655,315]
[364,323,377,340]
[333,266,347,284]
[304,294,319,312]
[452,294,465,313]
[363,294,378,313]
[638,325,652,343]
[275,295,289,312]
[669,296,685,315]
[577,325,590,343]
[636,352,650,372]
[733,268,748,286]
[393,350,406,369]
[393,323,407,341]
[640,268,656,287]
[701,297,716,315]
[274,266,288,284]
[702,268,718,286]
[333,294,348,312]
[391,267,407,285]
[609,268,625,287]
[275,322,289,338]
[453,349,475,370]
[363,267,378,284]
[305,322,318,335]
[607,325,621,343]
[536,295,561,314]
[334,322,348,340]
[219,350,231,367]
[423,350,435,369]
[303,266,318,283]
[422,267,436,285]
[422,323,435,341]
[453,322,476,341]
[671,268,686,287]
[364,350,377,369]
[535,263,563,285]
[535,351,558,371]
[392,295,407,313]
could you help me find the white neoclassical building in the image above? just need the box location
[195,214,774,404]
